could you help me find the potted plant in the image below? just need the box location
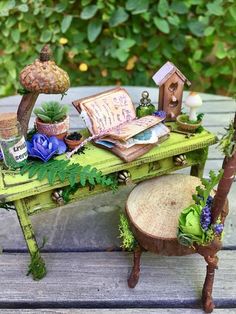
[176,92,203,133]
[34,101,69,139]
[65,131,84,150]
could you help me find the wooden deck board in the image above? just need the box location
[1,310,236,313]
[0,251,235,309]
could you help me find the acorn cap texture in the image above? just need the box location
[19,45,70,94]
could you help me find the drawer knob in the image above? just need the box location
[51,189,65,206]
[174,154,187,166]
[118,170,132,185]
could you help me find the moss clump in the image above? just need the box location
[179,113,204,125]
[27,237,47,280]
[119,213,137,251]
[27,251,47,280]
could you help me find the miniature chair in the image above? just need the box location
[125,114,236,313]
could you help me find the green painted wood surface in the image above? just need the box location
[25,153,204,216]
[0,126,216,203]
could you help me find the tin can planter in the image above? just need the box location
[176,114,202,133]
[35,115,69,140]
[65,132,84,150]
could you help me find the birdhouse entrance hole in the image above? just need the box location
[168,82,178,93]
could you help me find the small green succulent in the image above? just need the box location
[34,101,69,123]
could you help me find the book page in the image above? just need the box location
[74,88,136,135]
[103,115,165,141]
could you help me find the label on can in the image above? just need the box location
[9,136,28,163]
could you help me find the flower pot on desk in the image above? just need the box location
[35,116,69,140]
[176,114,202,133]
[65,132,84,150]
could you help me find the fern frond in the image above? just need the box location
[20,159,118,198]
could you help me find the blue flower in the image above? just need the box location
[27,133,66,162]
[0,149,3,160]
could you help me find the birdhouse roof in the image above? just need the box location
[152,61,191,87]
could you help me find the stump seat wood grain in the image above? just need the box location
[127,174,201,240]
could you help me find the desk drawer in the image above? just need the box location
[22,148,206,216]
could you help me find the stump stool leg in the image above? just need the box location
[202,255,218,313]
[128,245,142,288]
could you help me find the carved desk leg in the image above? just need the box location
[14,199,47,280]
[128,245,142,288]
[202,255,218,313]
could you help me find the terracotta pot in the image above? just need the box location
[65,134,84,151]
[35,116,69,140]
[176,114,202,133]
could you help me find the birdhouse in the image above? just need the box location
[152,61,191,121]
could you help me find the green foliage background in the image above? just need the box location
[0,0,235,97]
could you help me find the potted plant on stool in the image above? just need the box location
[34,101,69,139]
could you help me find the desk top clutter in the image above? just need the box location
[0,45,235,314]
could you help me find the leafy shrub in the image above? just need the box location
[0,0,235,97]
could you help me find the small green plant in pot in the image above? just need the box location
[177,92,204,133]
[34,102,69,139]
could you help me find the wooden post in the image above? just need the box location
[202,255,218,313]
[211,113,236,224]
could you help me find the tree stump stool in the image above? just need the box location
[126,174,224,313]
[126,174,200,256]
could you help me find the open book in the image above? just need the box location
[73,87,170,162]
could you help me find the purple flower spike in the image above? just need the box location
[206,195,213,207]
[0,149,3,160]
[200,205,212,231]
[214,224,224,235]
[153,110,167,119]
[27,133,66,162]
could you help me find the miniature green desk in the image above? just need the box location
[0,126,216,277]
